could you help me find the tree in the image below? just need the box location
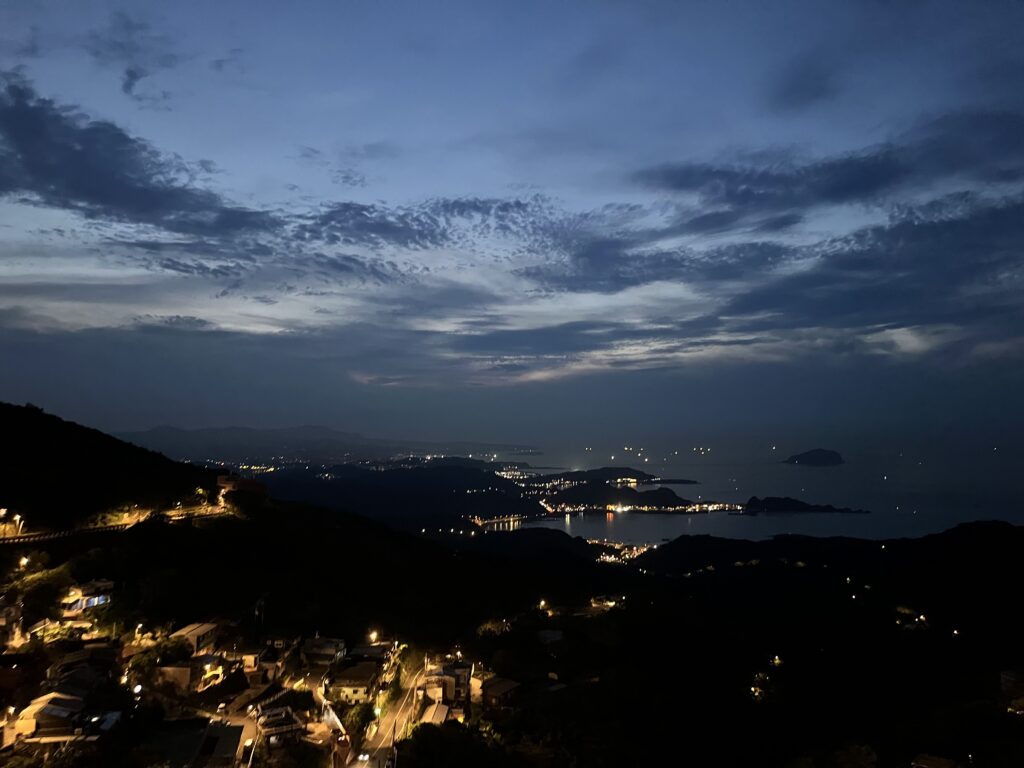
[128,637,193,682]
[387,674,403,704]
[342,703,375,750]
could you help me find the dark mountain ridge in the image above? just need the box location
[0,402,216,529]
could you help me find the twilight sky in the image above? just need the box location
[1,0,1023,442]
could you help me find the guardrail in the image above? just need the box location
[0,525,131,545]
[0,508,231,546]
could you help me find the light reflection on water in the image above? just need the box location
[510,443,1020,543]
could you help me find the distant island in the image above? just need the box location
[527,468,736,514]
[742,496,870,515]
[550,483,691,510]
[782,448,844,466]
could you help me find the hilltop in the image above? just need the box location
[0,403,217,530]
[550,482,690,510]
[264,463,545,530]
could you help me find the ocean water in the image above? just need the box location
[517,441,1020,543]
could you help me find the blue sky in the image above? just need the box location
[1,0,1023,440]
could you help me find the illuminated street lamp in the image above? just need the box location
[369,630,379,644]
[18,556,29,570]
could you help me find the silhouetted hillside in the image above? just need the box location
[782,448,844,466]
[551,482,690,509]
[743,496,869,514]
[0,402,216,530]
[264,464,545,529]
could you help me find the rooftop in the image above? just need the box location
[421,701,449,725]
[332,661,379,687]
[172,623,218,639]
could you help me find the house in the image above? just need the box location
[156,664,194,693]
[420,701,449,725]
[194,654,227,692]
[60,580,114,617]
[327,661,379,704]
[25,617,96,644]
[256,706,305,738]
[481,677,520,709]
[420,676,448,703]
[223,643,286,685]
[172,623,219,655]
[0,596,23,646]
[441,661,472,705]
[15,691,84,738]
[470,668,494,704]
[47,644,118,685]
[301,636,346,667]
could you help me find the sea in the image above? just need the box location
[516,440,1020,543]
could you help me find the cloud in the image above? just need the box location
[210,48,244,73]
[722,196,1024,343]
[296,195,561,253]
[2,26,42,59]
[331,169,368,188]
[634,110,1024,231]
[132,314,214,330]
[0,72,278,237]
[296,202,449,250]
[83,11,180,102]
[2,66,1023,391]
[769,51,840,111]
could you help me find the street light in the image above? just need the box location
[18,556,28,570]
[369,630,379,644]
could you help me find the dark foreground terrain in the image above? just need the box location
[1,404,1022,767]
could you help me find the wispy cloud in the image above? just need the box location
[82,11,181,104]
[1,70,1023,388]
